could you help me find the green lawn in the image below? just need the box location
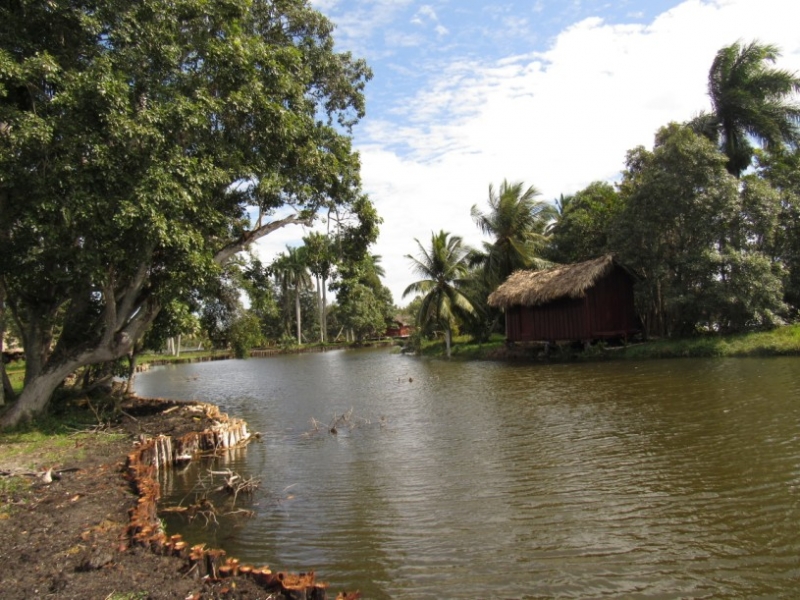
[415,324,800,361]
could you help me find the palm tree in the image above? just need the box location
[360,253,386,288]
[271,246,312,345]
[691,40,800,177]
[470,180,555,289]
[403,231,475,357]
[303,232,336,343]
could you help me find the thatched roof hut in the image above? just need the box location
[488,255,640,343]
[488,254,617,309]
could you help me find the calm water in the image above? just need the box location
[134,350,800,599]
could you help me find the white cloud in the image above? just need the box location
[309,0,339,11]
[357,0,800,304]
[411,5,448,36]
[258,0,800,307]
[414,5,438,23]
[321,0,416,55]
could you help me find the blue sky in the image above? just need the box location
[258,0,800,305]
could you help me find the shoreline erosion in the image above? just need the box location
[126,398,339,599]
[0,395,359,600]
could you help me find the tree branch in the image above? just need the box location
[213,214,311,266]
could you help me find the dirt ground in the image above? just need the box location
[0,397,298,600]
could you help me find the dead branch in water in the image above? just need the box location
[301,407,388,438]
[160,468,260,527]
[209,468,260,507]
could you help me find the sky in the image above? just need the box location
[256,0,800,306]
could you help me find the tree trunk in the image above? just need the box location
[1,297,158,428]
[20,316,53,386]
[1,367,12,406]
[295,289,302,346]
[316,276,324,343]
[125,351,137,394]
[0,291,4,407]
[176,334,181,358]
[0,291,6,406]
[445,327,452,358]
[0,355,84,426]
[3,216,304,427]
[322,276,328,342]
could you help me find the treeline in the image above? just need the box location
[155,201,395,359]
[404,40,800,353]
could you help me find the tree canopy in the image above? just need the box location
[691,40,800,176]
[470,180,554,289]
[0,0,372,426]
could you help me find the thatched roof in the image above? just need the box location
[487,254,618,309]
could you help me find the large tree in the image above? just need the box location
[335,282,388,344]
[403,231,475,357]
[333,252,392,342]
[546,181,622,264]
[613,124,785,336]
[691,40,800,177]
[754,147,800,311]
[0,0,371,426]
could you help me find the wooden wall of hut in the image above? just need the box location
[506,265,640,343]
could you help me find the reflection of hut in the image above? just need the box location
[385,317,412,339]
[488,255,640,343]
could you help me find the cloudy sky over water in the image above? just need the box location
[257,0,800,305]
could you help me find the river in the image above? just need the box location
[134,349,800,599]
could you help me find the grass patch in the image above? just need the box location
[0,473,31,495]
[410,324,800,362]
[416,334,506,359]
[5,361,25,395]
[137,349,230,364]
[619,324,800,360]
[0,404,127,471]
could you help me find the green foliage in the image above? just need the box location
[199,278,241,350]
[0,0,371,425]
[612,123,786,336]
[755,148,800,311]
[229,311,263,359]
[335,283,387,343]
[414,333,505,359]
[620,324,800,359]
[271,245,313,344]
[464,179,555,341]
[335,195,383,266]
[409,326,800,362]
[470,180,555,290]
[304,232,337,281]
[690,40,800,176]
[142,300,200,353]
[546,181,622,263]
[404,231,476,356]
[278,332,299,350]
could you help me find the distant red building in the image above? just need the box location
[385,318,413,338]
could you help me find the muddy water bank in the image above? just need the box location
[124,398,354,599]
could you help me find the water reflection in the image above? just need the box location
[136,351,800,598]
